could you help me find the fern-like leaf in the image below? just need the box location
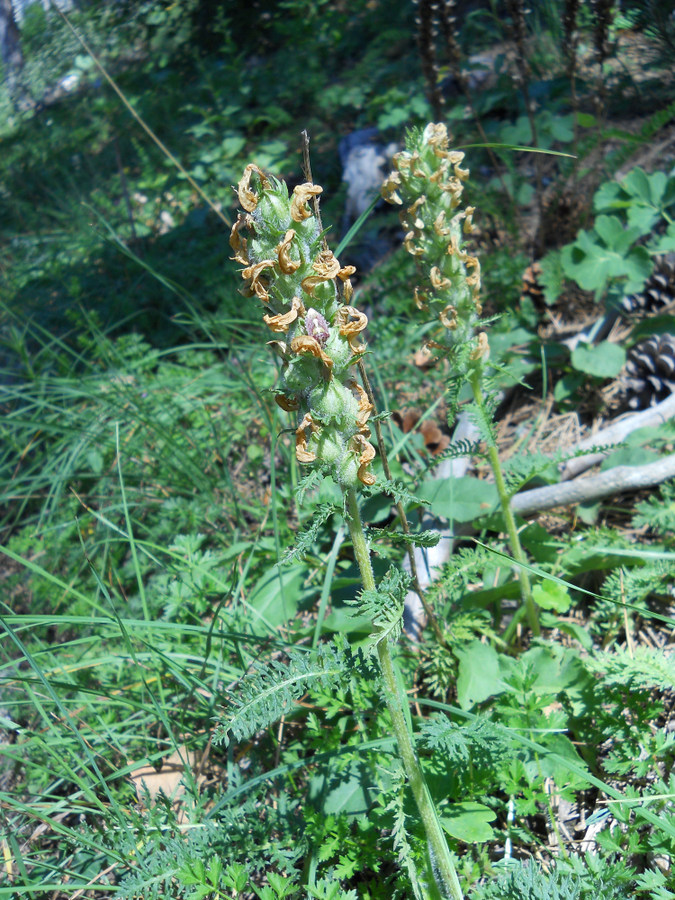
[296,465,329,506]
[586,646,675,691]
[364,476,426,508]
[424,438,483,470]
[368,527,440,548]
[282,502,341,564]
[349,565,410,651]
[213,642,349,747]
[419,715,511,768]
[634,480,675,535]
[603,561,675,607]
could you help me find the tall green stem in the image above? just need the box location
[469,374,540,638]
[344,488,464,900]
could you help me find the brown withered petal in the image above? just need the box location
[433,211,449,236]
[406,196,426,230]
[300,274,332,298]
[425,122,449,150]
[242,259,275,282]
[290,335,334,373]
[290,183,323,222]
[348,380,374,430]
[337,265,356,281]
[237,163,270,213]
[242,259,275,304]
[430,266,451,291]
[404,232,424,256]
[440,305,458,330]
[470,332,490,361]
[276,230,300,274]
[342,279,354,303]
[263,296,305,333]
[414,287,429,310]
[296,412,319,463]
[466,256,481,290]
[463,207,476,233]
[229,215,250,264]
[313,250,341,279]
[381,172,403,205]
[352,434,376,486]
[275,393,299,411]
[337,306,368,354]
[453,160,470,181]
[252,279,271,303]
[337,306,368,336]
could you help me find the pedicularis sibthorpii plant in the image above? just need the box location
[226,160,464,898]
[382,123,539,637]
[221,126,549,896]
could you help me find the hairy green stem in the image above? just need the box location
[469,375,540,638]
[344,488,464,900]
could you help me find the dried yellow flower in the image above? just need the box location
[276,230,301,274]
[290,183,323,222]
[290,335,334,374]
[263,296,306,333]
[237,163,270,212]
[352,433,376,486]
[296,412,319,463]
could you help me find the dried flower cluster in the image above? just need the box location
[381,123,486,362]
[231,164,376,488]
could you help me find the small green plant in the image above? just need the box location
[543,166,675,308]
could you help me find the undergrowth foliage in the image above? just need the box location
[2,3,675,899]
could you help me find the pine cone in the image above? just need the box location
[622,333,675,409]
[621,254,675,315]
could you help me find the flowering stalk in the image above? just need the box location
[231,164,463,898]
[382,123,540,637]
[230,165,376,491]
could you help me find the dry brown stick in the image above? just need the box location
[512,453,675,516]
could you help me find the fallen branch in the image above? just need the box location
[512,453,675,516]
[559,393,675,481]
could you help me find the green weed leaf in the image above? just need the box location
[440,802,496,842]
[532,581,572,612]
[571,341,626,378]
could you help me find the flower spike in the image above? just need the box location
[231,163,375,489]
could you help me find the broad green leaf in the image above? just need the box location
[520,644,585,695]
[417,476,499,523]
[576,112,596,128]
[309,761,375,816]
[248,564,306,627]
[456,640,504,709]
[532,581,571,612]
[441,802,496,842]
[653,222,675,254]
[571,341,625,378]
[622,167,654,204]
[550,114,574,142]
[600,447,660,470]
[554,372,584,403]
